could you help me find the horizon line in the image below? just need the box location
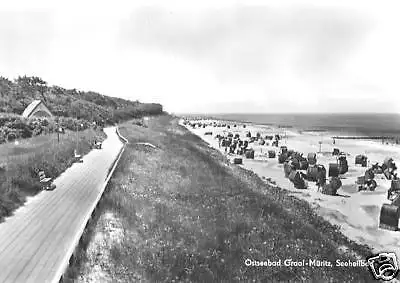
[175,112,400,115]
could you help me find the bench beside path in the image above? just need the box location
[0,126,126,283]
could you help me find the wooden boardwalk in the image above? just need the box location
[0,127,125,283]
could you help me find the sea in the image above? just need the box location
[197,113,400,138]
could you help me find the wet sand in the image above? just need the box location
[181,119,400,260]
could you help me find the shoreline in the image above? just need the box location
[77,116,380,282]
[184,116,400,146]
[181,118,400,261]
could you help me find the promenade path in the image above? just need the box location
[0,126,125,283]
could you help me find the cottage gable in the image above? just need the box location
[22,100,53,118]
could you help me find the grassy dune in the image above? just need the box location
[77,116,376,282]
[0,128,106,222]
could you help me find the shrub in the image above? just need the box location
[0,74,164,144]
[6,129,18,141]
[0,133,6,144]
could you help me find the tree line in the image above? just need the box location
[0,75,164,142]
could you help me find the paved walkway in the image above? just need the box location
[0,127,125,283]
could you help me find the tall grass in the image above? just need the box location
[0,128,106,222]
[71,115,379,282]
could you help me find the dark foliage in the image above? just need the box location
[0,75,163,124]
[0,75,163,143]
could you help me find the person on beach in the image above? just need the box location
[316,174,326,191]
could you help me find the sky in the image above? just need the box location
[1,0,400,114]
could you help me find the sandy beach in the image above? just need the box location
[181,119,400,261]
